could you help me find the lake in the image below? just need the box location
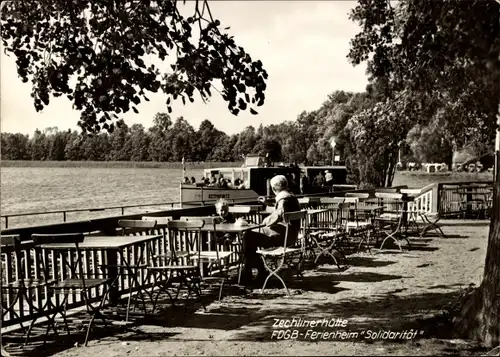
[1,166,493,229]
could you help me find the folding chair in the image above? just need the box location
[31,233,112,346]
[115,219,157,322]
[180,215,237,297]
[256,210,307,296]
[192,217,235,300]
[373,193,412,250]
[308,204,348,267]
[147,220,206,313]
[1,235,56,346]
[341,202,374,254]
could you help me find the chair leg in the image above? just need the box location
[357,230,372,254]
[83,285,111,347]
[379,232,401,251]
[259,256,289,296]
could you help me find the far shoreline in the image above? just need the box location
[1,160,493,181]
[0,160,243,169]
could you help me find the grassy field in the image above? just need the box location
[0,160,243,169]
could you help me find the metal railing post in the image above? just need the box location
[63,212,66,222]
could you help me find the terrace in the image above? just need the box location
[1,180,495,356]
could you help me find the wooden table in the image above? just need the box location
[40,234,162,304]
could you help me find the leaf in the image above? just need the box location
[250,108,258,115]
[132,106,139,113]
[1,0,270,133]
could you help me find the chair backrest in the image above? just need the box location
[31,233,86,284]
[342,197,359,204]
[118,219,157,236]
[31,233,85,246]
[374,192,405,213]
[281,210,307,251]
[283,210,307,223]
[0,234,21,247]
[375,192,403,200]
[166,220,205,264]
[346,192,370,199]
[142,216,171,225]
[1,235,23,281]
[167,220,205,230]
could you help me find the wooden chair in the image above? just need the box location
[147,220,206,313]
[308,206,348,268]
[256,210,307,296]
[340,202,374,254]
[373,193,412,250]
[31,233,112,346]
[115,219,157,321]
[1,235,57,346]
[118,219,157,236]
[191,216,235,300]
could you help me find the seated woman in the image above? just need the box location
[240,175,301,285]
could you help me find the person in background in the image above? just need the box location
[234,178,242,187]
[313,172,325,187]
[300,171,310,195]
[238,179,249,189]
[220,177,228,188]
[324,170,333,186]
[183,176,190,184]
[190,177,196,185]
[240,175,301,285]
[289,173,298,193]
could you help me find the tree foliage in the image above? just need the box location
[0,0,268,134]
[348,0,500,347]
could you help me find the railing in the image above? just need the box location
[437,181,493,217]
[404,184,437,215]
[1,196,264,230]
[1,204,220,329]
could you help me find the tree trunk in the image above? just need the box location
[454,104,500,347]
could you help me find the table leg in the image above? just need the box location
[106,250,119,305]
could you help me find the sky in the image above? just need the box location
[0,1,368,136]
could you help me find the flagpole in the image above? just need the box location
[180,156,185,208]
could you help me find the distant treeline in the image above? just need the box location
[0,111,332,165]
[0,160,241,169]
